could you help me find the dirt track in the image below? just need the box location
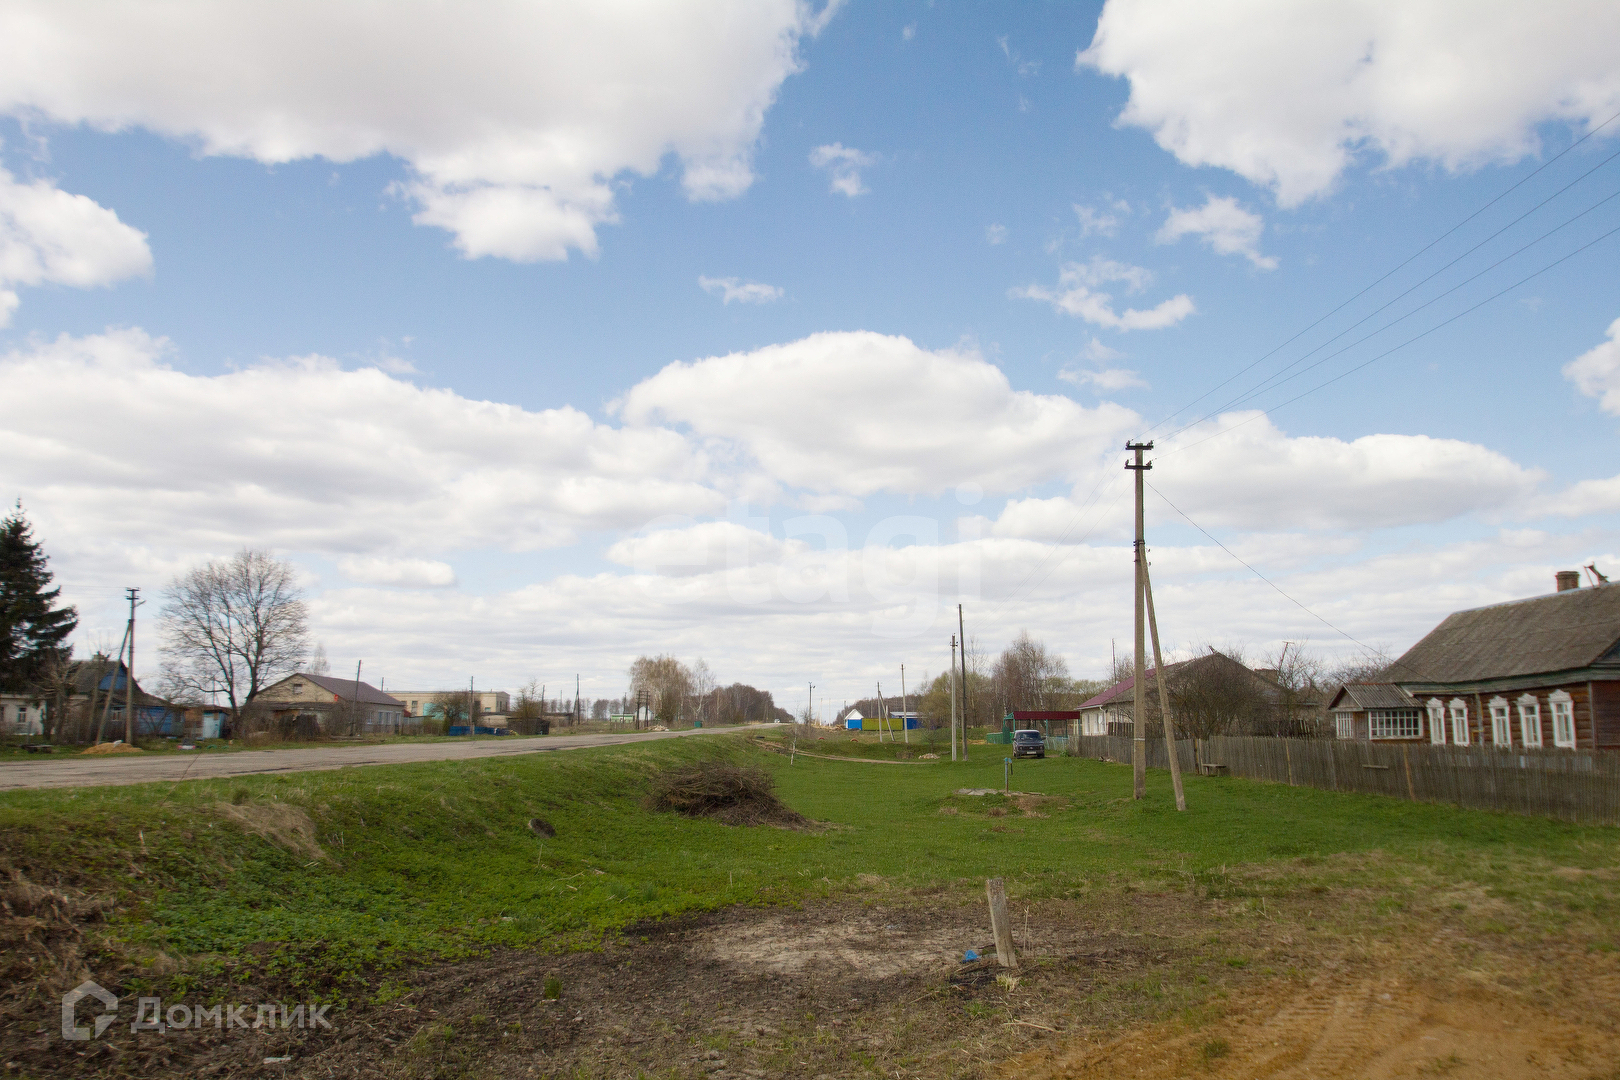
[0,725,759,791]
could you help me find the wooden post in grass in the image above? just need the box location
[986,878,1018,969]
[1141,561,1187,811]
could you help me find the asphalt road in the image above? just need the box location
[0,726,762,791]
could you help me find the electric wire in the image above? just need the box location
[1160,149,1620,439]
[979,118,1620,625]
[1144,107,1620,438]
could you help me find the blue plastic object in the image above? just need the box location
[962,949,980,963]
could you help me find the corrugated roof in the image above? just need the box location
[1328,683,1417,711]
[1391,584,1620,685]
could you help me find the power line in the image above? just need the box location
[982,116,1620,622]
[1145,107,1620,438]
[1162,154,1620,438]
[1164,216,1620,458]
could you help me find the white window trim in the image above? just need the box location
[1427,699,1446,744]
[1517,694,1543,748]
[1448,698,1470,746]
[1371,708,1422,740]
[1489,696,1511,746]
[1549,690,1575,749]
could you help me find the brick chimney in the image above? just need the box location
[1556,570,1581,592]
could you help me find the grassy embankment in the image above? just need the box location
[2,729,1616,1007]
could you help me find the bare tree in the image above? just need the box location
[158,550,310,722]
[308,642,330,676]
[690,658,717,724]
[431,691,470,727]
[1166,648,1269,742]
[627,654,694,726]
[991,631,1072,713]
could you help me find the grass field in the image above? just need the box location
[3,727,1616,1012]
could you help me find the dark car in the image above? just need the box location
[1012,729,1045,758]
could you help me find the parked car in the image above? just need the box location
[1012,729,1046,758]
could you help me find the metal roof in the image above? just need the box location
[1390,583,1620,685]
[1328,683,1417,711]
[277,673,404,707]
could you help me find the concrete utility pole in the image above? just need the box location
[950,634,959,761]
[1126,441,1153,800]
[354,660,364,735]
[900,663,909,745]
[1142,560,1187,811]
[808,682,814,726]
[958,604,969,761]
[123,587,139,744]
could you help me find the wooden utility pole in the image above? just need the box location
[958,604,969,761]
[352,660,364,735]
[949,635,959,761]
[1142,560,1187,811]
[123,587,139,744]
[876,680,885,741]
[1126,442,1153,800]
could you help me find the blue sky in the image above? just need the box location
[4,1,1620,713]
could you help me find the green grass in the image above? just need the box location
[3,732,1617,1001]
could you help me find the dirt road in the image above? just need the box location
[0,726,759,791]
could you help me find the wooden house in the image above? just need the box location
[1370,571,1620,750]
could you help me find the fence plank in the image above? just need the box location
[1067,734,1618,825]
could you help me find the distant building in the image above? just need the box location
[393,689,509,719]
[256,673,405,732]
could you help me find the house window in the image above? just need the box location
[1518,695,1542,748]
[1489,697,1511,745]
[1549,691,1575,748]
[1370,709,1421,739]
[1427,699,1446,744]
[1449,699,1469,746]
[1335,712,1354,739]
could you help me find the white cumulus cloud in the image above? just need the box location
[1564,316,1620,414]
[0,1,834,261]
[1013,256,1195,331]
[698,275,784,305]
[618,330,1138,496]
[809,143,880,197]
[0,329,722,560]
[1079,0,1620,205]
[1156,194,1277,269]
[0,165,151,324]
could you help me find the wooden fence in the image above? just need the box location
[1065,734,1620,826]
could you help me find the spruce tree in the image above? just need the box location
[0,505,78,690]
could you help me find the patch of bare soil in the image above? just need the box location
[7,878,1620,1080]
[79,743,143,755]
[1004,967,1620,1079]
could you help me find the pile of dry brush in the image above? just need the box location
[643,761,810,828]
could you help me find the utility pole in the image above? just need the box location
[468,675,474,732]
[808,682,813,726]
[124,587,139,744]
[900,663,909,745]
[575,673,580,728]
[354,660,364,735]
[950,634,959,762]
[1126,441,1153,800]
[876,680,885,741]
[958,603,969,761]
[1142,560,1187,811]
